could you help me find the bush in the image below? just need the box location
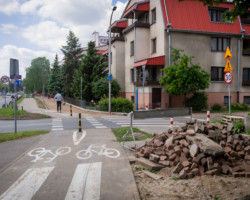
[185,92,208,111]
[233,121,245,133]
[229,103,249,111]
[98,97,133,113]
[211,103,222,111]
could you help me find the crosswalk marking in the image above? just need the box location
[85,117,107,129]
[51,118,64,131]
[95,126,107,129]
[0,167,54,200]
[65,162,102,200]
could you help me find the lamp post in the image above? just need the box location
[108,6,117,115]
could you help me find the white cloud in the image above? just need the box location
[0,45,57,78]
[22,21,69,51]
[20,0,43,14]
[0,0,19,15]
[0,24,18,34]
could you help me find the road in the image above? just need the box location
[0,96,12,108]
[0,115,213,133]
[0,128,140,200]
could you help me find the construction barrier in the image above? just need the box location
[70,105,72,116]
[170,117,173,129]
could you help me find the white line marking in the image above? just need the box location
[73,130,86,145]
[120,124,183,127]
[0,167,54,200]
[91,123,103,126]
[65,162,102,200]
[95,126,107,128]
[51,128,64,131]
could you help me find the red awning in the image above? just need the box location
[97,49,108,55]
[134,56,165,67]
[109,20,128,32]
[123,1,149,18]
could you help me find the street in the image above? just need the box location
[0,115,212,133]
[0,96,12,108]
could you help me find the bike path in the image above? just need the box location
[0,129,140,200]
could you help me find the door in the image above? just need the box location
[152,88,161,109]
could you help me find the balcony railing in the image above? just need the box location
[242,80,250,86]
[133,80,160,86]
[111,36,125,43]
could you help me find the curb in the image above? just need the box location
[66,102,128,116]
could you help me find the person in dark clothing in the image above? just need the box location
[53,92,64,112]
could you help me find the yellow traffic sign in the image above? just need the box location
[224,60,233,72]
[224,46,232,60]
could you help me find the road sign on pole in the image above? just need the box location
[1,75,9,83]
[224,72,233,84]
[224,47,232,60]
[224,60,233,72]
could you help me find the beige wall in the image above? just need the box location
[111,41,125,92]
[135,28,150,61]
[166,32,247,93]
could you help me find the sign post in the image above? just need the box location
[224,47,233,116]
[10,58,19,134]
[1,75,9,108]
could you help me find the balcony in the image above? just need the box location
[111,36,125,43]
[134,80,160,86]
[122,22,150,34]
[242,80,250,86]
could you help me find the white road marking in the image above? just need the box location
[95,126,107,128]
[73,130,86,145]
[91,123,103,126]
[65,162,102,200]
[0,167,54,200]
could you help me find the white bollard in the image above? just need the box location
[207,111,210,124]
[170,117,173,129]
[145,104,149,110]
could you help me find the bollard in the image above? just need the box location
[145,104,149,110]
[79,113,82,132]
[22,106,23,111]
[170,117,173,129]
[207,111,210,124]
[70,105,72,116]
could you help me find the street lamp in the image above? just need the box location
[108,6,117,114]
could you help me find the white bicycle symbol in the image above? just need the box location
[76,144,120,160]
[28,147,71,163]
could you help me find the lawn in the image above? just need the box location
[0,130,49,142]
[112,127,152,142]
[0,107,27,118]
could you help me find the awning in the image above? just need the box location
[97,49,108,55]
[109,20,128,32]
[134,56,165,67]
[123,1,150,18]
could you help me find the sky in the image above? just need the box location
[0,0,128,79]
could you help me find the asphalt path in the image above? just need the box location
[0,115,215,133]
[0,129,140,200]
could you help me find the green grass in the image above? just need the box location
[34,97,46,109]
[211,119,223,124]
[248,130,250,135]
[17,96,24,104]
[85,106,97,110]
[170,176,181,181]
[112,127,152,142]
[0,107,27,118]
[0,130,49,142]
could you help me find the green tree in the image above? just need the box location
[92,77,121,101]
[61,31,83,97]
[24,57,50,94]
[71,41,108,101]
[47,54,63,95]
[179,0,250,21]
[159,48,210,99]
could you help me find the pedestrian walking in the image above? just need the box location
[53,92,64,112]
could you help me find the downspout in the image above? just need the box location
[237,15,245,103]
[132,10,137,107]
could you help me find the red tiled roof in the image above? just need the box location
[123,1,149,18]
[97,49,108,55]
[242,25,250,36]
[134,56,165,67]
[161,0,242,35]
[109,20,128,32]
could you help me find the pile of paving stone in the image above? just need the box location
[136,119,250,179]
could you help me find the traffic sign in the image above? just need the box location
[224,47,232,60]
[1,75,9,83]
[224,72,233,84]
[224,60,233,72]
[10,75,22,79]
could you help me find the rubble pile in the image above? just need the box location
[136,119,250,179]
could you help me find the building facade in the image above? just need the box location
[110,0,250,109]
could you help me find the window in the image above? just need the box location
[208,7,229,22]
[152,68,157,81]
[130,41,134,56]
[244,96,250,104]
[241,12,250,25]
[211,67,225,81]
[131,96,135,103]
[243,39,250,55]
[152,38,156,54]
[130,69,135,82]
[243,68,250,85]
[211,37,230,51]
[152,8,156,24]
[224,96,231,105]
